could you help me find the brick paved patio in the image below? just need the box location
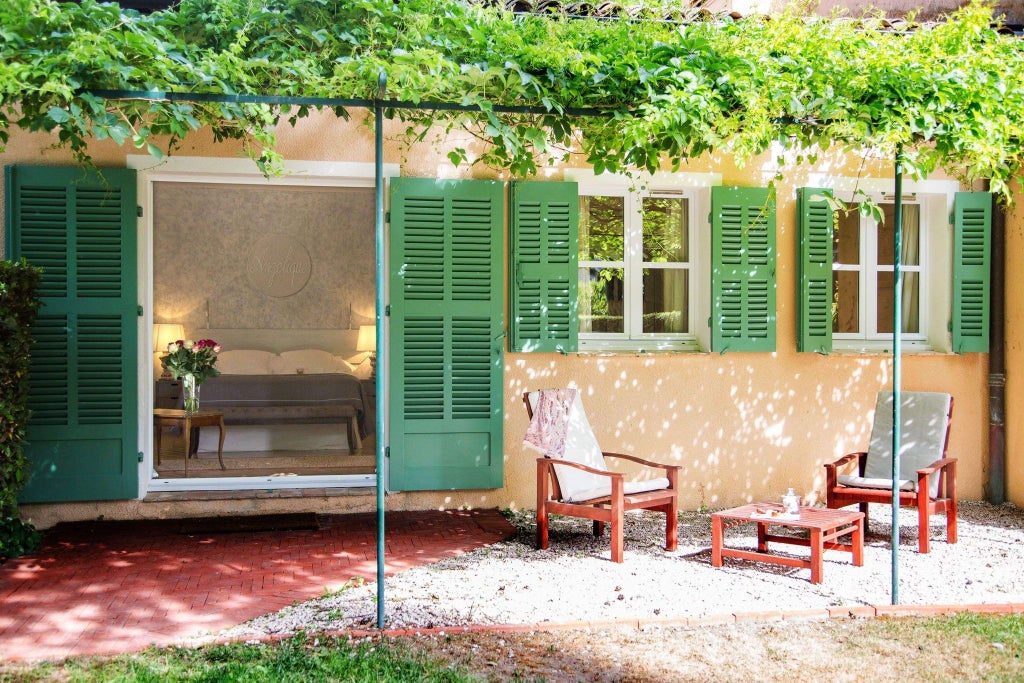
[0,509,516,662]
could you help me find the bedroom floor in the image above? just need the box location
[154,434,377,479]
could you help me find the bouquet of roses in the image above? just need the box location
[160,338,222,383]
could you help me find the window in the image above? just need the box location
[571,171,715,350]
[833,199,927,342]
[797,179,990,354]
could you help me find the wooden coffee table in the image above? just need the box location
[153,409,226,477]
[711,503,864,584]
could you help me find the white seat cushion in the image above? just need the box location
[570,477,672,503]
[837,474,916,492]
[526,390,670,504]
[862,391,951,498]
[527,390,609,502]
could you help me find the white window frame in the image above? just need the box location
[566,169,719,352]
[809,175,959,353]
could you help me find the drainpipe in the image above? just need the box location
[988,190,1006,505]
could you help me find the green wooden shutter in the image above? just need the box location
[797,187,834,353]
[509,181,578,352]
[5,165,139,502]
[952,191,991,353]
[388,178,504,490]
[710,186,776,352]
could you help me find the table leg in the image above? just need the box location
[757,522,768,552]
[155,423,163,467]
[711,516,723,567]
[810,527,823,584]
[182,417,191,478]
[217,417,226,470]
[852,517,864,567]
[348,415,362,452]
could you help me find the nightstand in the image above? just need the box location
[361,378,377,436]
[155,378,182,409]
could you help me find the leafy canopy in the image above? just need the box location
[0,0,1022,195]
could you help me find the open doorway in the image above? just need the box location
[147,163,379,485]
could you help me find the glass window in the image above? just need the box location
[579,196,625,334]
[832,200,924,340]
[641,197,689,334]
[578,191,695,343]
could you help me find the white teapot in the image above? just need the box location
[782,488,801,515]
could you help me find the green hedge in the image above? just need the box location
[0,259,43,560]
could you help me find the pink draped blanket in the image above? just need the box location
[523,388,578,460]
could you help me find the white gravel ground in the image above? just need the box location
[219,501,1024,638]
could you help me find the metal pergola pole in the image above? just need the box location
[374,72,387,629]
[891,148,904,605]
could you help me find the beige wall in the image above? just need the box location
[153,182,375,333]
[2,109,1011,526]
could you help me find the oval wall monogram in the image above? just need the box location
[245,233,313,298]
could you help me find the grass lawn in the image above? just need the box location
[1,613,1022,682]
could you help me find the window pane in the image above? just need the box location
[642,197,688,262]
[579,267,624,333]
[579,195,624,261]
[833,207,860,266]
[876,272,920,334]
[832,271,860,333]
[642,268,687,333]
[877,203,921,266]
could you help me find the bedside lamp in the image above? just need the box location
[154,323,185,378]
[356,324,377,379]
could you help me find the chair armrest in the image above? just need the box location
[917,457,957,476]
[602,451,681,472]
[824,452,866,472]
[537,457,621,479]
[824,452,867,492]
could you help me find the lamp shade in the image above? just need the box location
[356,325,376,352]
[154,323,185,353]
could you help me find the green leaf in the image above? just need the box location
[46,106,69,123]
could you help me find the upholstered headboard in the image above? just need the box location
[196,328,362,355]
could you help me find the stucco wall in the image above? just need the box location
[1,108,1009,526]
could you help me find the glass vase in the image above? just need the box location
[182,373,200,413]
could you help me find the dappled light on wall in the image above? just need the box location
[505,352,912,509]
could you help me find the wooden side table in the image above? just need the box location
[153,408,226,477]
[711,503,864,584]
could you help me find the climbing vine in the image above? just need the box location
[0,0,1022,194]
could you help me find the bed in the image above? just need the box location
[182,349,372,452]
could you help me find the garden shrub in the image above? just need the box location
[0,259,43,560]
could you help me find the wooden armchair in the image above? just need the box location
[523,390,680,563]
[824,391,957,554]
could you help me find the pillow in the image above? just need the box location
[215,350,274,375]
[351,358,373,380]
[334,357,357,374]
[273,349,339,374]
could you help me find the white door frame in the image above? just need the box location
[128,155,398,494]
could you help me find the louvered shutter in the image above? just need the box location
[710,186,776,352]
[952,192,991,353]
[5,166,138,502]
[388,178,504,490]
[509,181,579,352]
[797,187,834,353]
